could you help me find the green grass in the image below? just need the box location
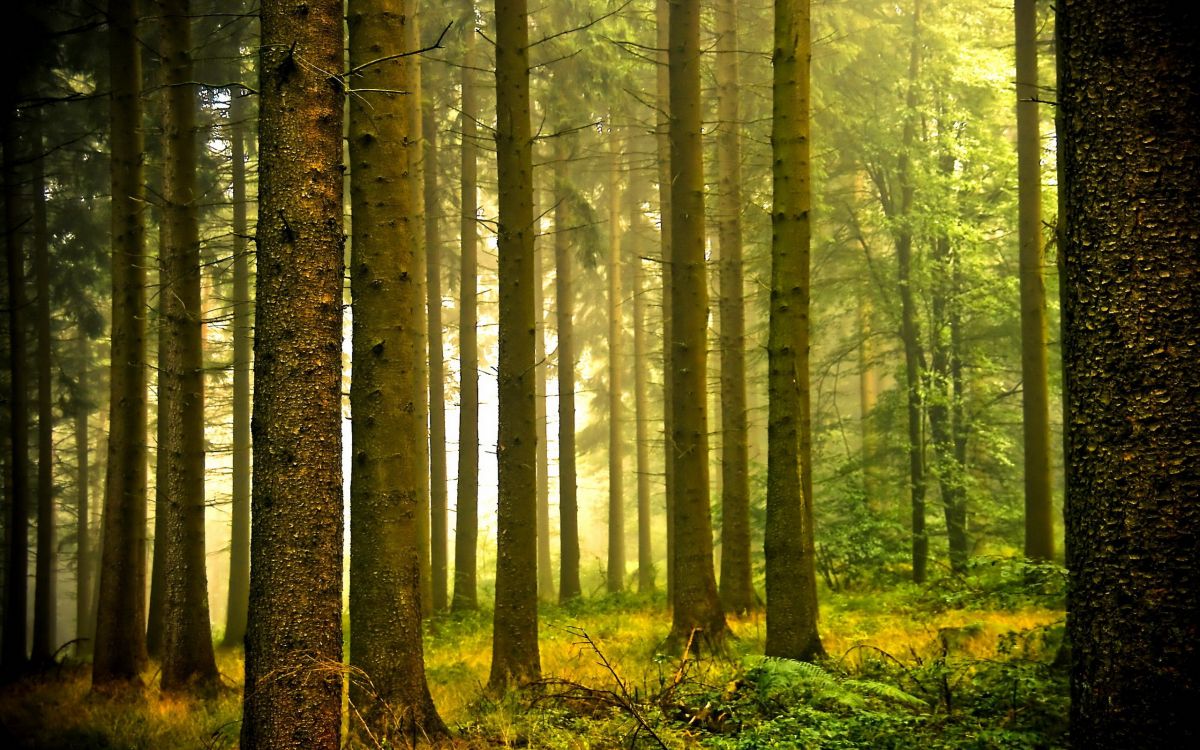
[0,573,1067,748]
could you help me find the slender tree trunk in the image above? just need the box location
[1058,3,1199,744]
[74,337,93,657]
[667,0,728,652]
[606,124,625,595]
[347,1,447,738]
[1016,0,1053,562]
[533,204,554,602]
[31,116,56,666]
[765,0,823,662]
[93,0,150,689]
[156,0,218,692]
[554,144,581,603]
[222,86,251,648]
[488,0,541,691]
[1,108,30,676]
[714,0,753,617]
[452,0,480,612]
[655,0,674,606]
[857,290,880,509]
[629,173,654,594]
[241,0,344,745]
[423,80,450,615]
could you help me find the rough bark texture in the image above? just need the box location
[223,86,251,648]
[423,83,449,615]
[452,0,480,613]
[1057,3,1199,746]
[488,0,541,691]
[714,0,754,617]
[157,0,219,692]
[31,116,57,666]
[92,0,150,689]
[1,106,30,676]
[655,0,674,605]
[667,0,728,652]
[765,0,823,662]
[606,127,625,595]
[346,1,447,741]
[1015,0,1053,562]
[240,0,345,746]
[554,143,581,603]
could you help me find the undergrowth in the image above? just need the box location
[0,562,1067,748]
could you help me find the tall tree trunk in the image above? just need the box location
[667,0,728,652]
[655,0,674,605]
[1058,3,1199,745]
[222,86,251,648]
[554,143,581,603]
[488,0,541,691]
[714,0,753,617]
[1,106,30,675]
[606,123,625,595]
[74,337,93,657]
[628,171,653,594]
[31,116,56,666]
[423,81,450,616]
[1016,0,1053,562]
[533,202,554,602]
[241,0,344,745]
[765,0,823,662]
[347,1,447,739]
[156,0,218,692]
[93,0,150,689]
[452,0,480,613]
[857,290,880,509]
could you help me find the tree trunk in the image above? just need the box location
[533,199,554,603]
[488,0,541,691]
[346,1,447,739]
[241,0,345,745]
[222,85,251,648]
[628,169,654,594]
[857,290,880,510]
[655,0,674,606]
[93,0,150,689]
[765,0,823,662]
[1015,0,1053,562]
[667,0,728,652]
[606,124,625,595]
[1,105,30,676]
[74,337,93,657]
[1058,3,1199,745]
[554,143,581,603]
[714,0,754,617]
[31,115,57,666]
[423,80,450,616]
[452,0,480,613]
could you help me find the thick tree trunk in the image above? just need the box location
[1058,3,1199,746]
[347,1,447,739]
[93,0,150,689]
[655,0,674,605]
[31,116,57,666]
[765,0,823,662]
[1015,0,1053,562]
[554,144,581,603]
[667,0,728,652]
[222,86,251,648]
[1,107,30,676]
[714,0,754,617]
[452,0,480,612]
[606,125,625,595]
[241,0,345,746]
[488,0,541,691]
[156,0,219,692]
[423,83,449,615]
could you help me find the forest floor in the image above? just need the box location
[0,564,1068,749]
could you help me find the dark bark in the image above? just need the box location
[1058,3,1199,745]
[554,143,581,603]
[92,0,150,689]
[240,0,345,745]
[74,337,93,657]
[655,0,674,605]
[667,0,728,652]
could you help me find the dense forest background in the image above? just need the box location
[0,0,1195,748]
